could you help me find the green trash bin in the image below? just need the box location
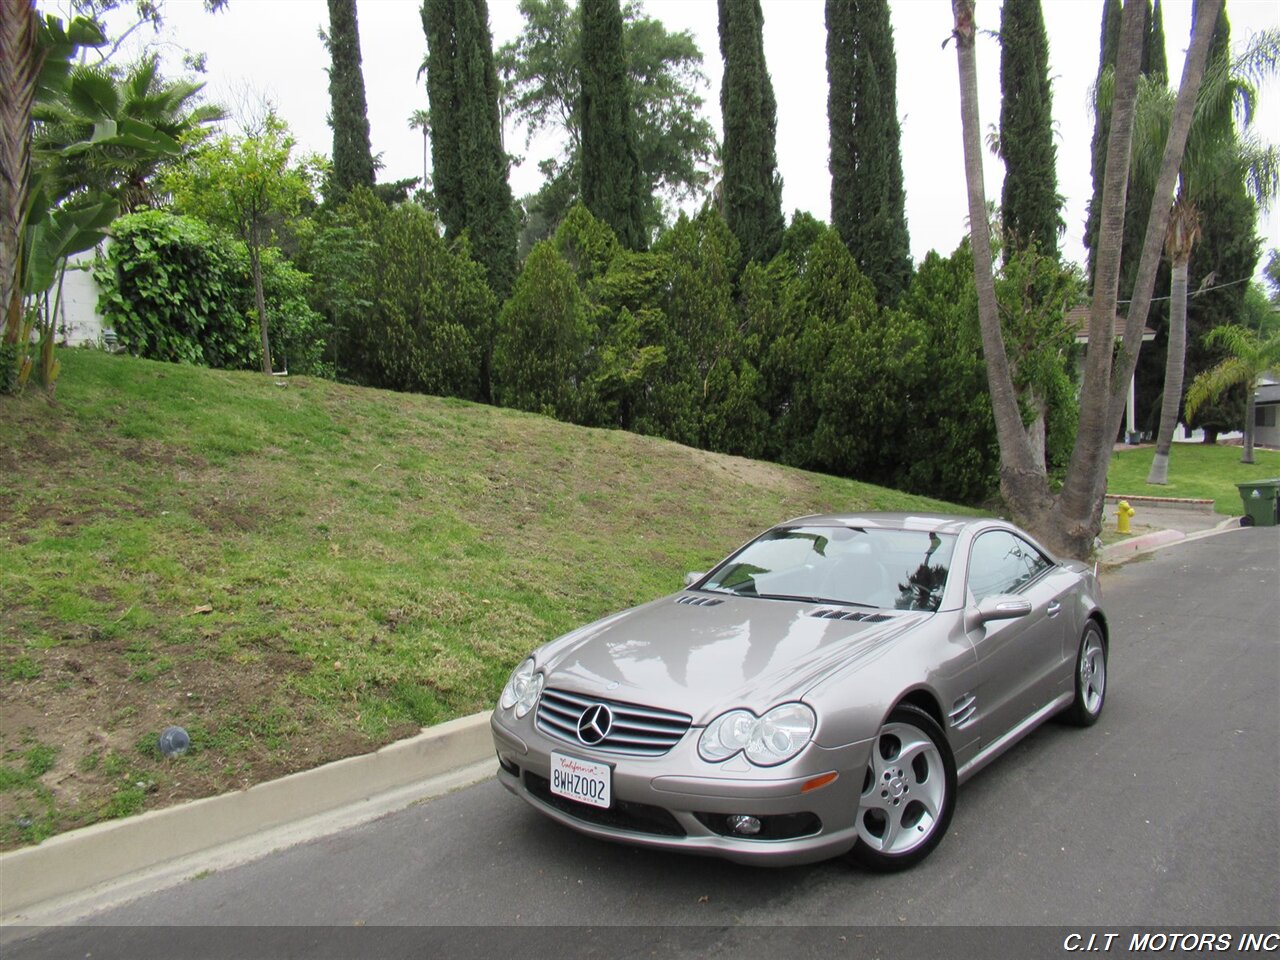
[1235,478,1280,527]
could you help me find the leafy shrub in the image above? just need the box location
[96,210,253,367]
[300,189,494,399]
[492,242,587,419]
[892,244,1000,504]
[226,246,329,377]
[96,210,329,375]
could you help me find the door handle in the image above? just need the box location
[1047,601,1061,617]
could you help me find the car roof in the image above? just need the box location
[777,512,991,535]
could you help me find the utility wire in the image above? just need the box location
[1117,275,1251,305]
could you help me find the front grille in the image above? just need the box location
[524,771,686,837]
[809,608,892,624]
[537,688,692,756]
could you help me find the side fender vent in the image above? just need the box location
[949,694,977,729]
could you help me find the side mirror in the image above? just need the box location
[968,595,1032,629]
[683,571,706,588]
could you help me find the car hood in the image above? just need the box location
[535,594,930,723]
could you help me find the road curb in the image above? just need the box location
[0,711,494,921]
[1099,515,1243,566]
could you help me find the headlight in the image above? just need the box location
[499,658,544,718]
[698,702,816,766]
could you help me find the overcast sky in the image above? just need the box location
[92,0,1280,280]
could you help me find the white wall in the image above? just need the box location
[53,249,105,347]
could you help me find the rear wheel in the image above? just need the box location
[1064,621,1107,727]
[848,703,956,872]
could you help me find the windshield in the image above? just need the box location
[699,525,956,612]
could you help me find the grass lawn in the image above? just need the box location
[0,349,966,849]
[1107,443,1280,514]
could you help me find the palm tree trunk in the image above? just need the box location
[1,1,39,347]
[1147,254,1190,483]
[1243,387,1256,464]
[1068,1,1222,533]
[952,0,1050,526]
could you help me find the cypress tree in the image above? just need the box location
[718,0,784,265]
[325,0,376,204]
[422,0,518,299]
[579,0,648,251]
[826,0,911,304]
[1145,0,1168,81]
[998,0,1061,258]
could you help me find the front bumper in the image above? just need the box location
[491,710,874,867]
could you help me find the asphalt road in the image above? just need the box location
[8,528,1278,959]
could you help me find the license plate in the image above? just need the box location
[549,752,612,809]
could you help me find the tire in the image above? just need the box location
[848,703,956,872]
[1064,621,1107,727]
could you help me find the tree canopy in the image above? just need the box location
[496,0,716,240]
[164,113,318,373]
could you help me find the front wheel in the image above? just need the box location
[1064,621,1107,727]
[847,703,956,872]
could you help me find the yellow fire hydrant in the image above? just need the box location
[1116,500,1135,535]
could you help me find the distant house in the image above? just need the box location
[1255,379,1280,449]
[1066,306,1156,443]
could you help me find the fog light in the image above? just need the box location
[727,814,762,836]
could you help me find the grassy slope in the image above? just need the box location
[1107,443,1280,513]
[0,350,962,847]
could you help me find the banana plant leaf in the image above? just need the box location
[21,200,119,298]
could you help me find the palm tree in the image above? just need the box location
[1184,324,1280,464]
[407,108,430,196]
[33,54,223,213]
[1142,29,1280,484]
[950,0,1219,558]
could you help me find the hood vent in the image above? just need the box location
[675,595,724,607]
[809,608,892,624]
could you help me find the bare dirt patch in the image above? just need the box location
[691,446,798,493]
[0,633,392,848]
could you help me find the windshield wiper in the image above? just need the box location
[755,594,879,609]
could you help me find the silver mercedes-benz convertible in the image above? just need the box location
[491,513,1107,870]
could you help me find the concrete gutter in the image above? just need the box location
[0,711,494,925]
[1099,515,1242,565]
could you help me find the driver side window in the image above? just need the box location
[967,531,1051,602]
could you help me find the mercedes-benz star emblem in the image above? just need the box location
[576,704,613,746]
